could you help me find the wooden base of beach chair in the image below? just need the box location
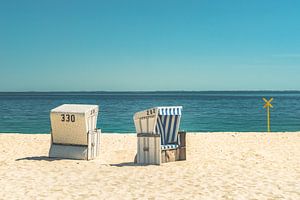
[49,129,101,160]
[178,131,187,161]
[161,146,186,163]
[161,149,178,163]
[137,134,161,165]
[161,131,187,163]
[49,144,89,160]
[179,147,186,161]
[136,131,187,165]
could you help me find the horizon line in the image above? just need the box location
[1,90,300,93]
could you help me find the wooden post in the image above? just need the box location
[178,131,186,160]
[263,98,273,132]
[267,106,270,132]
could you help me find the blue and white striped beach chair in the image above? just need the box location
[133,106,186,165]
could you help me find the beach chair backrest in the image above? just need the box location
[155,107,182,145]
[50,104,99,145]
[134,106,182,145]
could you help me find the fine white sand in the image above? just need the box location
[0,132,300,199]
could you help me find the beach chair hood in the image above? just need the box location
[50,104,99,146]
[133,106,182,145]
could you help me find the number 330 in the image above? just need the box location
[61,114,75,122]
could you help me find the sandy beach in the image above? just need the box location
[0,132,299,199]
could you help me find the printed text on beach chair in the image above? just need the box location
[49,104,101,160]
[133,106,186,165]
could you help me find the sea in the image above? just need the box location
[0,91,300,134]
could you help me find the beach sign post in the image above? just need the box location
[263,97,273,132]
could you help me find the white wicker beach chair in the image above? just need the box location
[49,104,101,160]
[133,106,186,165]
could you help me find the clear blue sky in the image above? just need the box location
[0,0,300,91]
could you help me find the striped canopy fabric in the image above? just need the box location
[155,106,182,146]
[158,107,182,116]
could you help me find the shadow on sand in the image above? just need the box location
[15,156,65,162]
[109,162,145,167]
[16,157,153,166]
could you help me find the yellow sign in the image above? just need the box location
[263,97,273,132]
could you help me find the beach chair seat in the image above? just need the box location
[133,106,186,165]
[49,104,101,160]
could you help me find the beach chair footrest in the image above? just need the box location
[49,130,101,160]
[161,144,178,150]
[49,144,89,160]
[161,146,186,163]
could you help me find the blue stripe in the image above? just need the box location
[162,115,168,144]
[165,116,171,144]
[157,116,165,145]
[176,115,181,146]
[166,116,172,143]
[171,115,178,142]
[157,116,162,142]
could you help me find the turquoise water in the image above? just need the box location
[0,91,300,133]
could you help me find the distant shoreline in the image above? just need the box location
[1,90,300,94]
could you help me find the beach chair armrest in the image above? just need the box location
[95,128,101,134]
[178,131,186,147]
